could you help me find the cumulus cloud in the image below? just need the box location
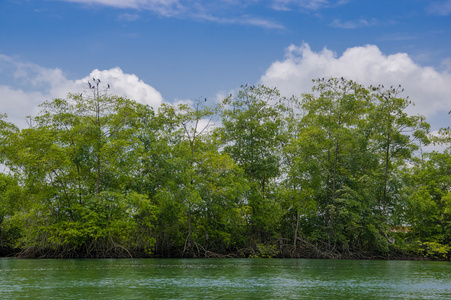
[0,86,45,126]
[260,43,451,121]
[0,56,163,127]
[78,68,163,107]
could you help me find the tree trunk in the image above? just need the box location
[293,211,300,255]
[383,132,390,215]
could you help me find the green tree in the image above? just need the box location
[369,84,429,216]
[300,78,375,252]
[297,78,411,256]
[282,124,323,256]
[2,83,157,257]
[148,100,247,257]
[404,150,451,259]
[219,84,287,247]
[0,173,22,255]
[302,78,371,204]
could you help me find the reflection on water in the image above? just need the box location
[0,258,450,299]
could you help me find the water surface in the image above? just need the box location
[1,258,450,299]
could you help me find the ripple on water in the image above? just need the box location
[0,259,450,299]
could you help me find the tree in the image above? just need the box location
[0,78,441,260]
[219,84,288,245]
[300,78,374,251]
[404,150,451,259]
[282,124,323,256]
[369,84,429,216]
[302,78,371,204]
[148,100,247,257]
[296,78,418,255]
[1,83,157,257]
[0,173,22,255]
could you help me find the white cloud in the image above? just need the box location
[336,0,353,4]
[62,0,338,12]
[196,13,285,29]
[118,13,141,22]
[271,0,353,11]
[0,56,163,128]
[427,0,451,16]
[330,18,378,29]
[271,0,328,10]
[260,43,451,122]
[63,0,184,16]
[0,86,44,126]
[59,0,286,29]
[441,58,451,72]
[78,68,163,107]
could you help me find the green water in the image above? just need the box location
[0,258,450,299]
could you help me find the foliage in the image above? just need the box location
[0,78,448,260]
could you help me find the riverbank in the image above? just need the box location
[1,244,437,261]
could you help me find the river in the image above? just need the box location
[0,258,450,299]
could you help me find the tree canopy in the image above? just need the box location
[0,78,449,260]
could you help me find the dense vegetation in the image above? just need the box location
[0,78,450,260]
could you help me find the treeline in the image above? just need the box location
[0,78,450,260]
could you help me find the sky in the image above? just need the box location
[0,0,451,132]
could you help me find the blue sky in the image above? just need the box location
[1,0,451,131]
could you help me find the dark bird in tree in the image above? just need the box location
[107,84,110,89]
[205,98,207,102]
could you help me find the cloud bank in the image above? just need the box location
[260,43,451,120]
[0,56,163,127]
